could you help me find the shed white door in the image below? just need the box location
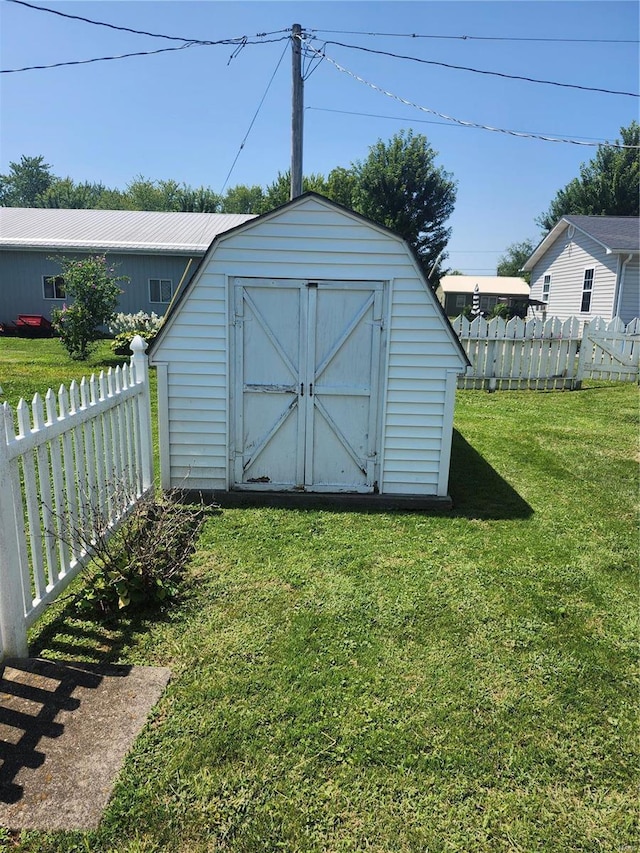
[233,278,384,492]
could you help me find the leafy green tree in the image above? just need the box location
[39,178,112,209]
[0,155,54,206]
[177,186,221,212]
[537,121,639,231]
[220,184,264,214]
[496,239,535,284]
[325,166,358,209]
[50,255,128,359]
[350,131,457,278]
[260,171,329,212]
[123,177,184,211]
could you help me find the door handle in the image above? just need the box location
[309,383,313,397]
[300,383,304,396]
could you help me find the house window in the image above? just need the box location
[43,275,66,299]
[149,278,173,303]
[480,295,498,312]
[455,294,467,308]
[542,275,551,303]
[581,268,594,313]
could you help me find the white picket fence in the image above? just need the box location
[0,336,153,660]
[452,315,640,390]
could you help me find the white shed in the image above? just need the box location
[149,194,469,508]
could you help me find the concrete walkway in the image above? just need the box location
[0,658,170,831]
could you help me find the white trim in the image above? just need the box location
[42,274,65,300]
[437,371,459,497]
[155,363,171,489]
[613,254,634,318]
[377,277,394,494]
[224,273,235,490]
[580,267,595,313]
[149,277,173,304]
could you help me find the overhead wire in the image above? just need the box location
[315,39,639,97]
[219,39,290,195]
[305,28,639,45]
[0,36,291,74]
[305,106,623,143]
[302,40,640,149]
[5,0,291,44]
[2,42,200,73]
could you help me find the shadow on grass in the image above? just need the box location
[448,429,533,520]
[28,598,170,667]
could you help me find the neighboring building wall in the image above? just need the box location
[617,257,640,322]
[152,199,464,496]
[443,293,470,316]
[0,250,199,325]
[529,228,618,322]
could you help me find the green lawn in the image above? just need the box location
[1,338,638,852]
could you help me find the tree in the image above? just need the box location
[39,178,112,209]
[260,171,329,212]
[537,121,639,231]
[0,155,54,206]
[50,255,128,359]
[324,166,358,209]
[496,239,535,283]
[220,184,264,214]
[350,131,457,279]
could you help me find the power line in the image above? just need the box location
[303,43,640,149]
[306,107,620,143]
[6,0,290,44]
[220,40,289,194]
[306,28,639,45]
[315,39,638,98]
[1,43,199,73]
[0,36,291,74]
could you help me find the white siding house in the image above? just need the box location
[149,194,469,506]
[524,216,639,324]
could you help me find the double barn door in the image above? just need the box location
[233,278,384,492]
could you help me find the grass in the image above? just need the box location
[1,337,638,852]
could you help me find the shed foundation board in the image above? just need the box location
[190,489,452,512]
[0,658,171,831]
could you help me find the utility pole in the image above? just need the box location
[290,23,303,200]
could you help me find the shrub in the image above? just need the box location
[50,255,128,359]
[58,489,208,620]
[109,311,164,355]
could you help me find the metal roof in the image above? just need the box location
[523,215,639,270]
[438,275,530,295]
[0,207,256,255]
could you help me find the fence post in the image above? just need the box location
[0,406,29,658]
[130,335,154,493]
[575,321,591,390]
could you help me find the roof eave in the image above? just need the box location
[0,243,208,256]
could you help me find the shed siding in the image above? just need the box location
[618,257,640,322]
[0,249,198,324]
[153,199,464,495]
[529,229,618,322]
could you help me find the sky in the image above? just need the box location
[0,0,638,275]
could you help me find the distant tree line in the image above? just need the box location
[0,131,457,280]
[2,121,637,281]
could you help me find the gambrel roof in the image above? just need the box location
[523,215,639,270]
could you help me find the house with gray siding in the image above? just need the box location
[523,215,639,324]
[149,193,469,505]
[0,207,253,326]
